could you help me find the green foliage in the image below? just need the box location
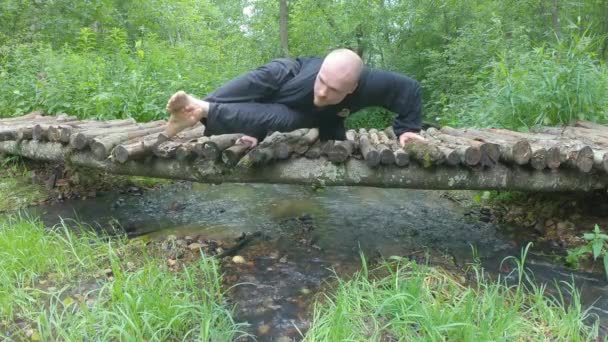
[458,28,608,130]
[2,0,608,128]
[0,215,242,340]
[566,224,608,280]
[304,248,599,340]
[345,107,396,131]
[0,157,46,211]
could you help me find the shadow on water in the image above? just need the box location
[22,182,608,340]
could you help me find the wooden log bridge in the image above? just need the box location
[2,112,608,192]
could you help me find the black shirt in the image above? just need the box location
[203,57,422,140]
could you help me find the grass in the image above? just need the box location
[0,199,603,341]
[0,214,244,341]
[304,249,601,341]
[0,157,47,211]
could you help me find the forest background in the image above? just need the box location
[1,0,607,131]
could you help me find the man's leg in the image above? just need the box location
[205,102,314,140]
[165,92,314,142]
[165,58,299,138]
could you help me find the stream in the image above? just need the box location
[23,182,608,340]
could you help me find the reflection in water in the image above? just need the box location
[23,182,608,340]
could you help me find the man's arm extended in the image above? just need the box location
[357,69,423,144]
[204,58,300,103]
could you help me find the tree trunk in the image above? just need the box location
[2,140,607,192]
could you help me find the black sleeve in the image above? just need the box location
[204,58,300,103]
[357,69,422,137]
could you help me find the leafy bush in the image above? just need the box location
[566,224,608,280]
[453,29,608,130]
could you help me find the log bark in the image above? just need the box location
[445,127,532,165]
[71,121,165,150]
[2,114,73,141]
[439,127,500,168]
[403,140,445,168]
[199,134,244,160]
[327,140,355,163]
[574,120,608,134]
[369,129,394,165]
[358,129,380,167]
[241,129,310,167]
[113,132,164,163]
[222,142,252,166]
[424,128,481,166]
[533,126,608,145]
[176,142,197,161]
[156,123,205,145]
[90,125,167,160]
[593,151,608,173]
[154,141,183,158]
[293,128,319,155]
[0,111,44,124]
[304,141,323,159]
[55,118,137,143]
[2,140,607,192]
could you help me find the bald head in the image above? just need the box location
[314,49,364,107]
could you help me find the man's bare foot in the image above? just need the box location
[165,91,209,137]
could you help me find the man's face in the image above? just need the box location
[313,67,356,107]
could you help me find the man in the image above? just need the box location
[164,48,424,147]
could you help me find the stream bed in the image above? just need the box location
[23,182,608,340]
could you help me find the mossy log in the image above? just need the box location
[2,140,607,192]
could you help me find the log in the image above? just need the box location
[593,151,608,173]
[437,146,461,166]
[446,128,532,165]
[192,137,211,157]
[240,129,311,166]
[222,142,251,166]
[369,129,394,165]
[176,142,197,161]
[529,147,547,170]
[424,128,481,166]
[293,128,320,155]
[0,111,44,124]
[439,127,500,168]
[2,114,74,141]
[71,121,166,150]
[533,126,608,145]
[199,134,244,160]
[90,124,167,160]
[55,118,137,143]
[327,140,355,163]
[154,141,183,158]
[3,140,607,192]
[574,120,608,134]
[156,123,205,145]
[304,141,323,159]
[559,145,595,173]
[402,140,445,168]
[113,132,164,163]
[358,129,380,167]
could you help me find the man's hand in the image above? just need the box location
[237,135,258,148]
[399,132,425,146]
